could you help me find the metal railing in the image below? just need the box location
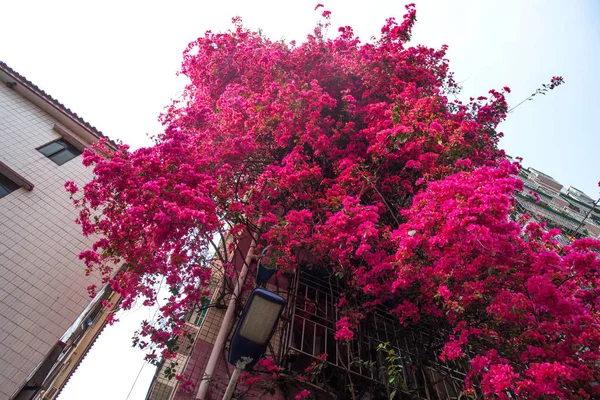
[279,268,473,399]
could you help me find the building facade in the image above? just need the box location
[144,161,599,400]
[33,289,121,400]
[0,61,108,399]
[514,163,600,242]
[145,237,467,400]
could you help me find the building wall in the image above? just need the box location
[585,221,600,238]
[534,177,562,194]
[550,196,569,209]
[567,187,595,206]
[146,234,289,400]
[516,164,600,240]
[169,279,287,400]
[0,83,100,398]
[528,169,563,194]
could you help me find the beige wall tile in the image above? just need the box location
[0,83,101,398]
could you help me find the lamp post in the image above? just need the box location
[223,288,285,400]
[256,245,277,286]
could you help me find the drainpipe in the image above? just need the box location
[196,231,258,399]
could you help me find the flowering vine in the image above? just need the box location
[66,3,596,398]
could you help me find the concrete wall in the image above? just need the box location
[550,197,569,209]
[0,83,100,398]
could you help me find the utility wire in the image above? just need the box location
[125,278,165,400]
[573,195,600,237]
[125,361,147,400]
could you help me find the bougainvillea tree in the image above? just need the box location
[67,4,599,398]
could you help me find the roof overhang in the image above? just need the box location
[0,61,116,150]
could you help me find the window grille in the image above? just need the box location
[279,268,474,399]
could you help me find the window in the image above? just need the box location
[0,172,19,198]
[186,297,211,327]
[38,139,82,165]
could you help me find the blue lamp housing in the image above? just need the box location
[256,246,277,286]
[228,288,286,370]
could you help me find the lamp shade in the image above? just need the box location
[228,288,285,369]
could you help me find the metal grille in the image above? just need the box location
[279,268,472,399]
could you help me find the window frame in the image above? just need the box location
[37,138,83,165]
[0,171,20,198]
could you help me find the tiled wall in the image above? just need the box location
[0,83,100,398]
[170,278,288,399]
[147,271,226,400]
[146,235,292,399]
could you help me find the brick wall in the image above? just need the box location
[0,83,100,398]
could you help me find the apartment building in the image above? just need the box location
[145,236,466,400]
[0,61,108,399]
[144,160,599,400]
[515,165,600,241]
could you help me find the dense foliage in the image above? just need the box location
[67,4,599,398]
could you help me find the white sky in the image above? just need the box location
[57,305,158,400]
[2,1,599,398]
[1,0,598,193]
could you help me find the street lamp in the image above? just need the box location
[223,288,286,400]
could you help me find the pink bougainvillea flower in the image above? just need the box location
[295,389,312,400]
[68,3,599,398]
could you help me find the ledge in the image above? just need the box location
[53,124,90,152]
[0,161,34,190]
